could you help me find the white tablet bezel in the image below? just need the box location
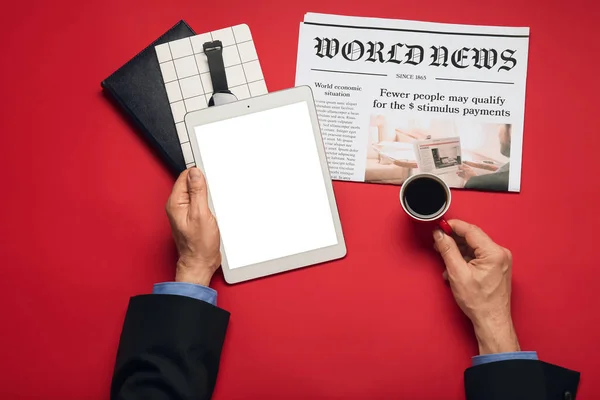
[184,86,346,284]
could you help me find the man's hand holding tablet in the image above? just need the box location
[166,167,222,287]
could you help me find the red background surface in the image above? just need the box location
[1,0,598,398]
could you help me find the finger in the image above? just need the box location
[166,169,191,213]
[442,270,448,281]
[447,220,495,253]
[433,229,468,279]
[187,167,210,220]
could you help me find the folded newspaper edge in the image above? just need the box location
[303,13,530,36]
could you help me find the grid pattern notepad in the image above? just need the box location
[155,24,267,167]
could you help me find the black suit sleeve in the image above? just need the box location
[465,360,580,400]
[111,294,230,400]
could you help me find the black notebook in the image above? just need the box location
[101,20,195,174]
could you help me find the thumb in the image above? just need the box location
[433,229,468,278]
[187,168,210,220]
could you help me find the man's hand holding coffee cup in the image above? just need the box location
[433,220,520,355]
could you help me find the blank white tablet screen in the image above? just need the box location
[194,102,338,270]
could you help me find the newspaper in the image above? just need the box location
[295,13,530,192]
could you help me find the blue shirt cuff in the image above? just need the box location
[472,351,538,366]
[152,282,217,306]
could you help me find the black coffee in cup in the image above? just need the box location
[402,176,448,219]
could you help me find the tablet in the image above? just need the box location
[184,86,346,283]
